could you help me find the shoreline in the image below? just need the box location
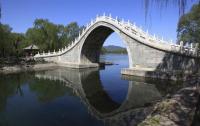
[0,63,58,74]
[0,61,117,74]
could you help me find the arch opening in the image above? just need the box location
[80,25,132,68]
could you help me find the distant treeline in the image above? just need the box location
[0,19,84,57]
[101,46,127,54]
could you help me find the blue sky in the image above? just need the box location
[1,0,197,46]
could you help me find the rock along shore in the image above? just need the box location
[138,78,200,126]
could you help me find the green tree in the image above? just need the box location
[26,19,60,51]
[25,19,84,52]
[177,4,200,46]
[0,24,13,57]
[65,22,83,42]
[0,17,85,58]
[0,23,26,57]
[11,32,26,55]
[57,24,67,48]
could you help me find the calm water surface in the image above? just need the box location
[0,54,184,126]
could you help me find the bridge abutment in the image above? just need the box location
[121,67,189,81]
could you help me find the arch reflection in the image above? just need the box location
[35,67,162,121]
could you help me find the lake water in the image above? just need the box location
[0,54,184,126]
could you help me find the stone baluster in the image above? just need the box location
[109,13,111,19]
[146,29,148,35]
[179,41,184,53]
[170,39,173,44]
[153,34,156,40]
[127,20,130,25]
[82,28,84,34]
[194,43,199,56]
[82,28,85,34]
[121,18,124,24]
[78,32,81,39]
[133,22,136,28]
[161,37,164,43]
[190,43,193,48]
[103,12,105,17]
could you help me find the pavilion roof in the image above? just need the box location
[23,44,39,50]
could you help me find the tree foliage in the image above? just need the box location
[0,23,26,57]
[101,47,127,54]
[26,19,84,52]
[0,24,16,57]
[177,4,200,46]
[0,18,84,57]
[144,0,200,20]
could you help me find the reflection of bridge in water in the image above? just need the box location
[35,68,163,125]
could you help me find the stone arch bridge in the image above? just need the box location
[34,14,200,80]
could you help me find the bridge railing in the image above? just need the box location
[34,14,199,58]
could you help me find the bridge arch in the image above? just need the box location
[79,22,133,68]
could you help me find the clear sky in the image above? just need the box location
[1,0,197,46]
